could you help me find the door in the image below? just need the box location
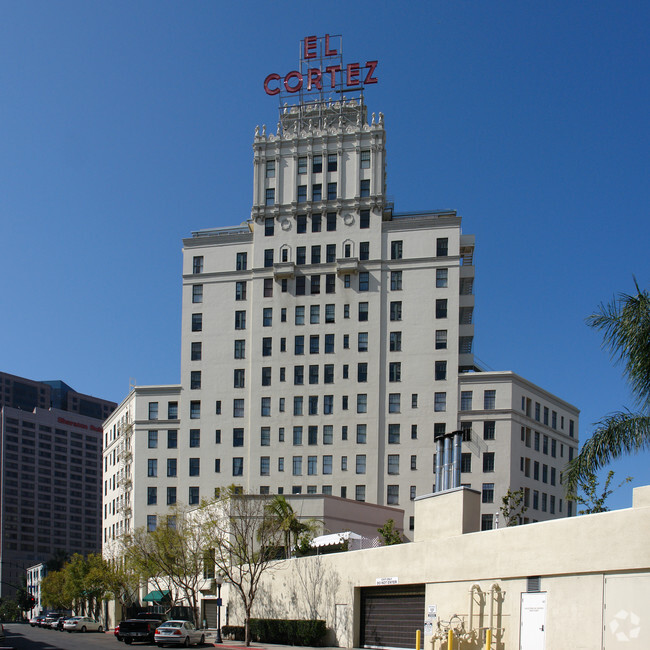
[520,592,546,650]
[603,573,650,648]
[360,584,425,649]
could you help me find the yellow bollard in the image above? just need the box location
[485,628,492,650]
[416,629,421,650]
[447,628,453,649]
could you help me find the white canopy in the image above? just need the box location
[310,531,363,548]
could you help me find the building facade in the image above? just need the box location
[102,97,578,548]
[0,371,116,598]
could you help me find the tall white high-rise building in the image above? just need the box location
[103,95,579,547]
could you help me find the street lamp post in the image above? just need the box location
[215,575,223,644]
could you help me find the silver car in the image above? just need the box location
[62,616,104,633]
[154,620,205,647]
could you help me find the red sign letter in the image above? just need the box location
[264,73,281,96]
[346,62,360,86]
[325,34,338,56]
[304,35,317,59]
[307,68,323,91]
[364,60,378,85]
[284,71,303,93]
[325,65,341,88]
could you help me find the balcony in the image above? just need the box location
[273,262,295,279]
[336,258,359,274]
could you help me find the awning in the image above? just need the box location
[310,531,362,548]
[142,590,171,603]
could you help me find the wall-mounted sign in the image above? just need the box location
[263,34,378,96]
[375,577,398,585]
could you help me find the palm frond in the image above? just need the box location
[564,411,650,492]
[586,283,650,407]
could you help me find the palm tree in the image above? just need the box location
[566,281,650,491]
[264,495,311,558]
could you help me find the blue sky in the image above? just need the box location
[2,1,648,510]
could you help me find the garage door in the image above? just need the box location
[360,584,425,649]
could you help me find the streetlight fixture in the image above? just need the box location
[215,574,223,644]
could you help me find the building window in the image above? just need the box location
[265,160,275,178]
[436,268,448,288]
[387,485,399,505]
[235,310,246,330]
[436,238,448,257]
[359,272,369,291]
[357,394,367,413]
[389,331,402,352]
[312,213,321,232]
[189,458,200,477]
[295,335,305,355]
[147,459,157,477]
[358,302,369,322]
[460,391,473,411]
[461,453,472,473]
[483,421,495,440]
[484,390,496,410]
[191,313,203,332]
[147,487,157,505]
[234,339,245,359]
[434,392,446,412]
[232,458,244,477]
[312,183,322,201]
[260,456,270,476]
[310,275,320,295]
[264,217,274,236]
[191,341,202,360]
[297,185,307,203]
[265,188,275,206]
[390,301,402,321]
[147,515,157,532]
[262,307,273,327]
[310,244,321,264]
[310,335,319,354]
[325,304,335,324]
[360,241,370,260]
[309,365,319,385]
[435,330,447,350]
[481,514,493,531]
[293,456,303,476]
[193,256,203,274]
[190,401,201,419]
[360,179,370,197]
[356,454,367,474]
[190,371,201,389]
[261,367,271,387]
[235,281,247,301]
[323,394,334,414]
[261,397,271,417]
[262,337,272,357]
[167,486,177,505]
[360,149,370,168]
[298,156,307,174]
[389,393,401,413]
[482,483,495,504]
[167,430,177,448]
[388,424,400,444]
[233,399,245,418]
[435,360,447,381]
[436,299,447,318]
[391,271,402,291]
[326,212,336,231]
[327,182,337,200]
[148,430,158,448]
[390,241,403,260]
[297,214,307,233]
[389,362,401,382]
[167,458,177,477]
[312,154,322,173]
[483,452,495,473]
[264,278,273,297]
[294,396,303,416]
[189,429,200,448]
[388,454,399,475]
[192,284,203,303]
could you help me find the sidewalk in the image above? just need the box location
[200,634,340,650]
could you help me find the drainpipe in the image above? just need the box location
[435,439,443,492]
[453,432,462,488]
[442,437,452,490]
[488,584,501,636]
[468,584,482,633]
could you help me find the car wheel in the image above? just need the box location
[81,626,87,633]
[199,634,205,646]
[98,625,103,633]
[184,637,190,647]
[124,639,133,645]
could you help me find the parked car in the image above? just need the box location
[55,616,70,630]
[29,616,45,627]
[45,614,61,629]
[63,616,104,632]
[114,623,121,641]
[154,620,205,647]
[119,612,168,645]
[0,623,5,642]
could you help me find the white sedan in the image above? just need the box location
[62,616,104,632]
[154,620,205,647]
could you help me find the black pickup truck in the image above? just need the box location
[118,612,168,644]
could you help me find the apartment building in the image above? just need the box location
[0,372,116,598]
[102,96,578,548]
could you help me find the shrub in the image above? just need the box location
[249,618,327,646]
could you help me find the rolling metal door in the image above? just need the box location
[361,584,425,649]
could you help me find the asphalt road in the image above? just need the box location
[2,625,221,650]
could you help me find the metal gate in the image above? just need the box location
[360,584,425,649]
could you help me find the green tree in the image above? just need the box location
[264,495,310,559]
[377,519,403,545]
[41,569,74,611]
[500,488,528,526]
[569,470,633,515]
[199,488,284,646]
[566,282,650,492]
[0,598,22,621]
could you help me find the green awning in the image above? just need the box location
[142,590,170,603]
